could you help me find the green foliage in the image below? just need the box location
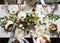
[47,14,60,20]
[24,13,39,27]
[9,14,18,21]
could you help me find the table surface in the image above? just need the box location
[0,5,60,38]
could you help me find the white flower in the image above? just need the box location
[9,8,17,14]
[32,14,35,17]
[19,24,23,27]
[22,27,24,29]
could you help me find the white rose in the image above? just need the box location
[19,24,23,27]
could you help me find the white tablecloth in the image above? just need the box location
[0,5,60,38]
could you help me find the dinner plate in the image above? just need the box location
[18,11,26,19]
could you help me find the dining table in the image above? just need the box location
[0,4,60,38]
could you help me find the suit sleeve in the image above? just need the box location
[10,23,17,38]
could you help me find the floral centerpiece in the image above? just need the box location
[0,11,39,32]
[18,12,39,29]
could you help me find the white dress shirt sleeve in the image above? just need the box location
[17,0,22,3]
[40,0,45,4]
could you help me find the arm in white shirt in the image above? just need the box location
[17,0,24,4]
[40,0,45,4]
[40,0,47,7]
[17,0,21,3]
[17,0,24,11]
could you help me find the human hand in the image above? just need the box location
[30,34,34,38]
[50,8,55,14]
[30,31,34,38]
[17,3,22,12]
[42,4,47,7]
